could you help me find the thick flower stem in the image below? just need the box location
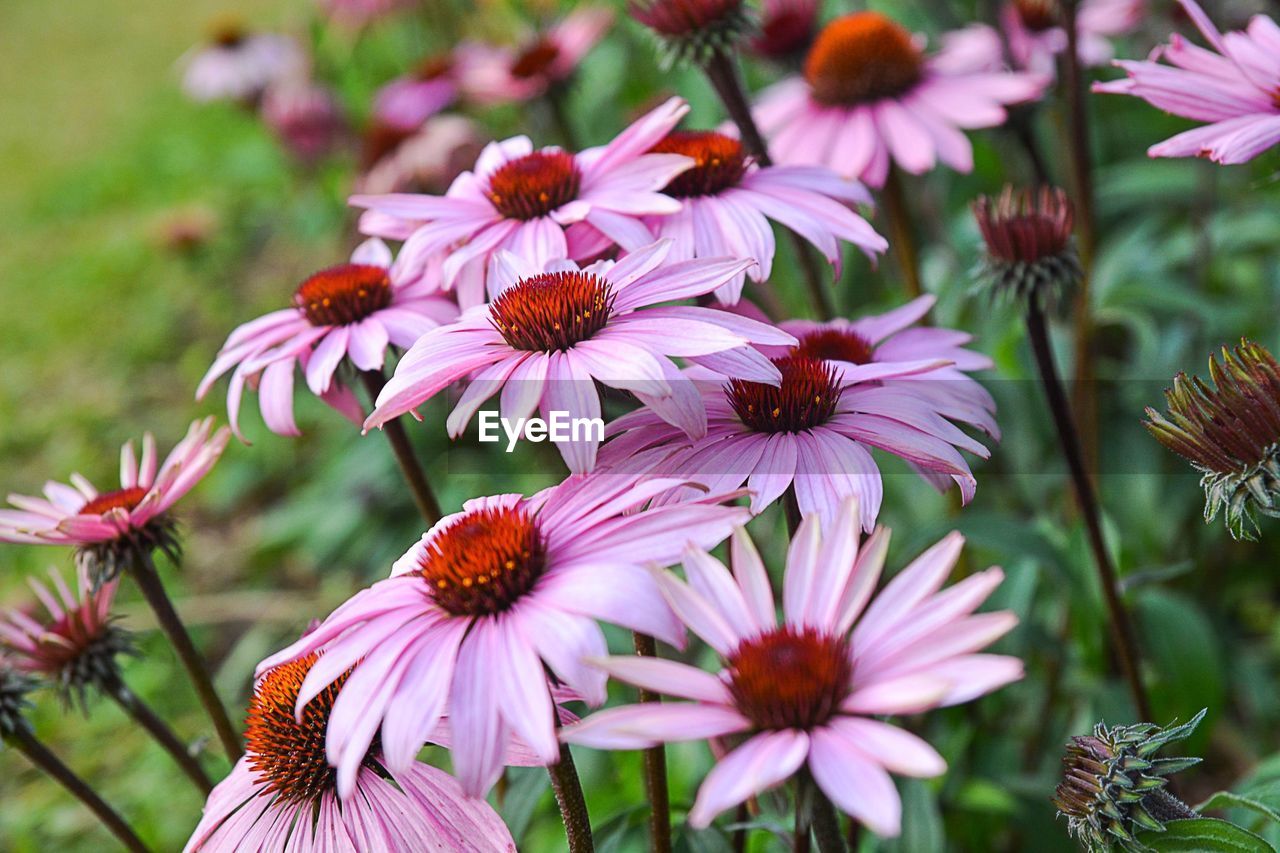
[882,167,922,301]
[809,787,846,853]
[360,370,443,527]
[546,85,579,150]
[9,726,151,853]
[1024,303,1153,721]
[702,48,836,321]
[128,544,241,763]
[548,742,595,853]
[103,675,213,794]
[633,633,672,853]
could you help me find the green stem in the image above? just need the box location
[360,370,443,527]
[547,742,595,853]
[632,633,672,853]
[103,675,213,794]
[882,167,922,301]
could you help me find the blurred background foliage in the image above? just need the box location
[1,0,1279,850]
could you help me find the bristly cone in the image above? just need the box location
[1054,710,1204,852]
[1146,340,1280,540]
[972,185,1082,312]
[77,521,182,589]
[629,0,754,68]
[0,668,36,740]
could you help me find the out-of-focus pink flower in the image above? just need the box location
[351,97,695,307]
[319,0,414,28]
[753,11,1048,187]
[455,8,613,105]
[185,652,516,852]
[254,473,751,798]
[260,79,347,163]
[0,419,228,578]
[747,0,820,61]
[364,240,796,473]
[371,54,459,132]
[643,129,885,304]
[357,114,487,195]
[1094,0,1280,164]
[1001,0,1145,76]
[563,499,1022,836]
[197,239,457,440]
[180,21,305,105]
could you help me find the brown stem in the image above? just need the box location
[128,544,241,763]
[701,48,835,320]
[360,370,443,527]
[546,85,579,150]
[1008,108,1052,186]
[547,742,595,853]
[809,785,846,853]
[793,775,812,853]
[10,727,151,852]
[103,675,213,794]
[783,487,802,536]
[732,802,750,853]
[1024,303,1153,721]
[882,167,922,301]
[632,633,672,853]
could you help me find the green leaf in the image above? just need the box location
[1139,818,1275,851]
[1197,791,1280,828]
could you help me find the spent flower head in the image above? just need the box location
[1146,340,1280,540]
[0,664,36,741]
[629,0,753,67]
[973,185,1081,311]
[1054,710,1204,851]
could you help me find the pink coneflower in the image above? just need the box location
[562,498,1022,836]
[186,652,516,852]
[255,473,750,797]
[598,343,987,531]
[1001,0,1145,76]
[358,115,487,195]
[371,54,459,132]
[1093,0,1280,164]
[642,129,886,304]
[197,239,457,440]
[364,240,796,473]
[752,12,1048,187]
[350,97,695,305]
[0,418,229,581]
[180,19,305,105]
[454,8,613,106]
[260,78,347,164]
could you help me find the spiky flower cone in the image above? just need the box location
[973,185,1082,311]
[1054,710,1204,851]
[629,0,753,67]
[1146,340,1280,540]
[0,665,36,740]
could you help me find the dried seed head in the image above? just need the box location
[972,185,1081,311]
[0,666,35,740]
[629,0,753,68]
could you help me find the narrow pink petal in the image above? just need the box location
[688,730,810,828]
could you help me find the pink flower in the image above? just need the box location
[186,652,516,852]
[357,115,486,195]
[642,130,886,304]
[1000,0,1145,76]
[364,240,797,473]
[180,22,305,105]
[254,472,750,798]
[351,97,695,307]
[197,239,457,440]
[454,8,613,106]
[371,54,459,132]
[753,11,1047,187]
[260,79,346,164]
[319,0,414,28]
[562,498,1022,836]
[1093,0,1280,164]
[0,419,229,578]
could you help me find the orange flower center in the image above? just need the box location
[794,329,876,365]
[79,487,148,517]
[727,356,842,434]
[727,626,852,729]
[418,506,548,616]
[490,271,613,352]
[486,151,581,221]
[511,39,561,79]
[245,653,369,804]
[293,264,393,327]
[804,12,924,107]
[1014,0,1059,32]
[649,130,748,197]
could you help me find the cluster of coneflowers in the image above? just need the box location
[5,0,1280,850]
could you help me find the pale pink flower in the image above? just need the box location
[753,11,1048,187]
[357,115,487,196]
[255,472,750,798]
[350,97,695,307]
[364,240,797,473]
[186,652,516,852]
[642,130,886,304]
[371,54,459,132]
[197,239,457,440]
[0,419,229,578]
[260,78,346,163]
[1001,0,1145,76]
[180,23,305,105]
[454,8,614,106]
[563,498,1022,836]
[1093,0,1280,164]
